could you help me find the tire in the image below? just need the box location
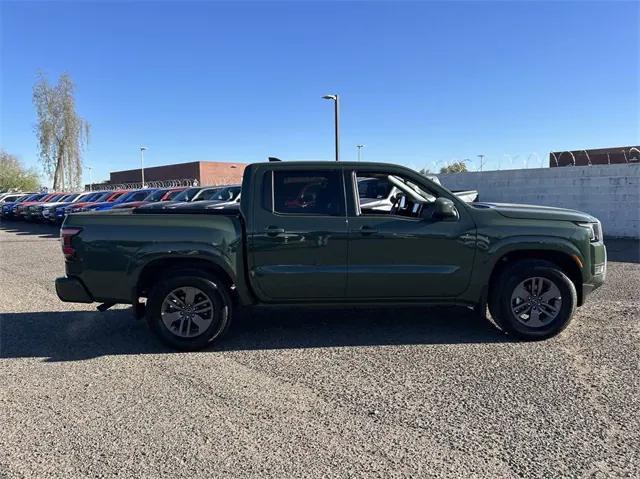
[146,270,233,351]
[490,260,577,340]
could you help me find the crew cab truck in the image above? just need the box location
[56,161,606,350]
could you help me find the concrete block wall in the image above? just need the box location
[438,164,640,238]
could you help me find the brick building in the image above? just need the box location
[550,146,640,167]
[109,161,247,186]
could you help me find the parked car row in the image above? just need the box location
[0,184,244,224]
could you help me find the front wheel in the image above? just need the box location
[491,260,577,340]
[147,271,232,350]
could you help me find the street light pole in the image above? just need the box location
[477,154,485,172]
[86,166,93,191]
[356,144,365,162]
[322,94,340,161]
[140,147,147,187]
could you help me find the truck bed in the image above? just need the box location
[62,210,245,304]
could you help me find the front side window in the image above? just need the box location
[270,170,342,216]
[354,171,436,218]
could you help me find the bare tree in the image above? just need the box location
[33,72,90,190]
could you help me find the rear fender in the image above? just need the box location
[127,242,253,305]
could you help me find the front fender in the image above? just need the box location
[485,235,584,265]
[460,233,586,304]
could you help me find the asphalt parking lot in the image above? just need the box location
[1,220,639,478]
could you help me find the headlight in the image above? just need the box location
[577,221,602,242]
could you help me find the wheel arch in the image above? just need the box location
[136,257,238,306]
[488,249,584,306]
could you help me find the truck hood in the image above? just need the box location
[137,201,174,210]
[474,202,597,223]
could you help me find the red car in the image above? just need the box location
[16,193,66,220]
[65,190,127,215]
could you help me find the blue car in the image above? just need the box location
[2,193,47,220]
[39,193,82,222]
[53,191,106,223]
[84,188,159,211]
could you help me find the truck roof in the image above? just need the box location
[252,160,402,169]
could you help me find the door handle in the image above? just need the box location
[265,226,285,237]
[359,225,378,235]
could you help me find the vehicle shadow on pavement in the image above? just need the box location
[0,306,510,362]
[0,220,60,239]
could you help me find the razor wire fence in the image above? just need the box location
[428,146,640,174]
[84,176,242,191]
[550,147,640,167]
[85,178,198,191]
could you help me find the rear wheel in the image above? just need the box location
[490,260,577,340]
[147,271,232,350]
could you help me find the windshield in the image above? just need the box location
[92,192,112,202]
[196,187,223,201]
[172,187,201,202]
[107,192,125,201]
[144,189,167,202]
[122,190,152,202]
[389,175,435,202]
[210,186,241,202]
[75,192,98,202]
[114,191,135,203]
[164,190,184,200]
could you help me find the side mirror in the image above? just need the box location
[433,197,457,219]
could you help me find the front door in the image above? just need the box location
[346,169,477,299]
[248,168,348,301]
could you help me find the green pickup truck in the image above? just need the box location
[56,161,607,350]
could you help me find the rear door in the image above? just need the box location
[247,166,348,301]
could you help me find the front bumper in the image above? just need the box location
[581,242,607,303]
[55,277,93,303]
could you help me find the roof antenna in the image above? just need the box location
[268,156,282,162]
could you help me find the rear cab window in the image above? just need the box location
[263,169,344,216]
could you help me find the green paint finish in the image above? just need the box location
[57,161,606,309]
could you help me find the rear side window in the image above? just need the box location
[269,170,342,216]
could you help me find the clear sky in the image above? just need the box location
[1,0,638,185]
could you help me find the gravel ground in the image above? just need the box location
[1,220,639,478]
